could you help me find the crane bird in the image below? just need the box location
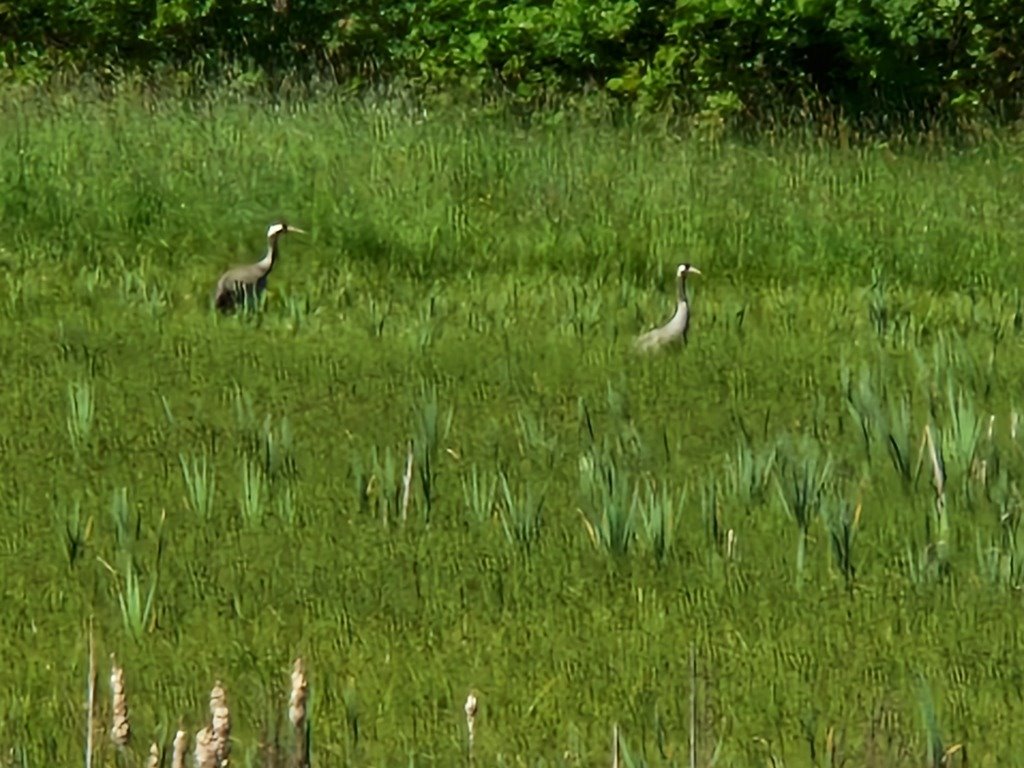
[213,221,306,313]
[634,263,702,352]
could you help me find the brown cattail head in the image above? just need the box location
[109,654,130,748]
[289,657,309,731]
[464,692,478,749]
[171,727,188,768]
[194,726,216,768]
[145,742,160,768]
[210,681,231,765]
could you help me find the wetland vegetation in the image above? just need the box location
[2,82,1024,765]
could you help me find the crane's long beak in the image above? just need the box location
[288,226,307,235]
[688,267,702,276]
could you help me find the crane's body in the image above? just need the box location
[214,221,305,313]
[634,263,701,352]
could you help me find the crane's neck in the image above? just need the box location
[256,235,281,275]
[676,273,689,305]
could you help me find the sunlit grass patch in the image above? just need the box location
[1,83,1023,765]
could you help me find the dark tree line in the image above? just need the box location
[3,0,1022,120]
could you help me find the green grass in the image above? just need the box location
[2,82,1024,766]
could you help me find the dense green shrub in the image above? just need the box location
[2,0,1022,120]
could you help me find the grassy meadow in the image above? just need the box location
[2,84,1024,766]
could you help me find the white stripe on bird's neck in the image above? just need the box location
[256,237,280,272]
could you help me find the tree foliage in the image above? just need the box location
[2,0,1022,119]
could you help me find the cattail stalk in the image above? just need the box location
[194,726,216,768]
[146,743,160,768]
[210,682,231,766]
[85,621,96,768]
[171,728,188,768]
[109,655,130,749]
[464,693,478,765]
[689,643,698,768]
[612,723,620,768]
[289,658,310,768]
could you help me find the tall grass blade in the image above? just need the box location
[67,379,95,454]
[497,470,544,550]
[240,456,266,526]
[179,451,216,520]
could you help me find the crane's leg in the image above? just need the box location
[239,284,259,313]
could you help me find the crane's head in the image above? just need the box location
[677,263,702,278]
[267,221,307,240]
